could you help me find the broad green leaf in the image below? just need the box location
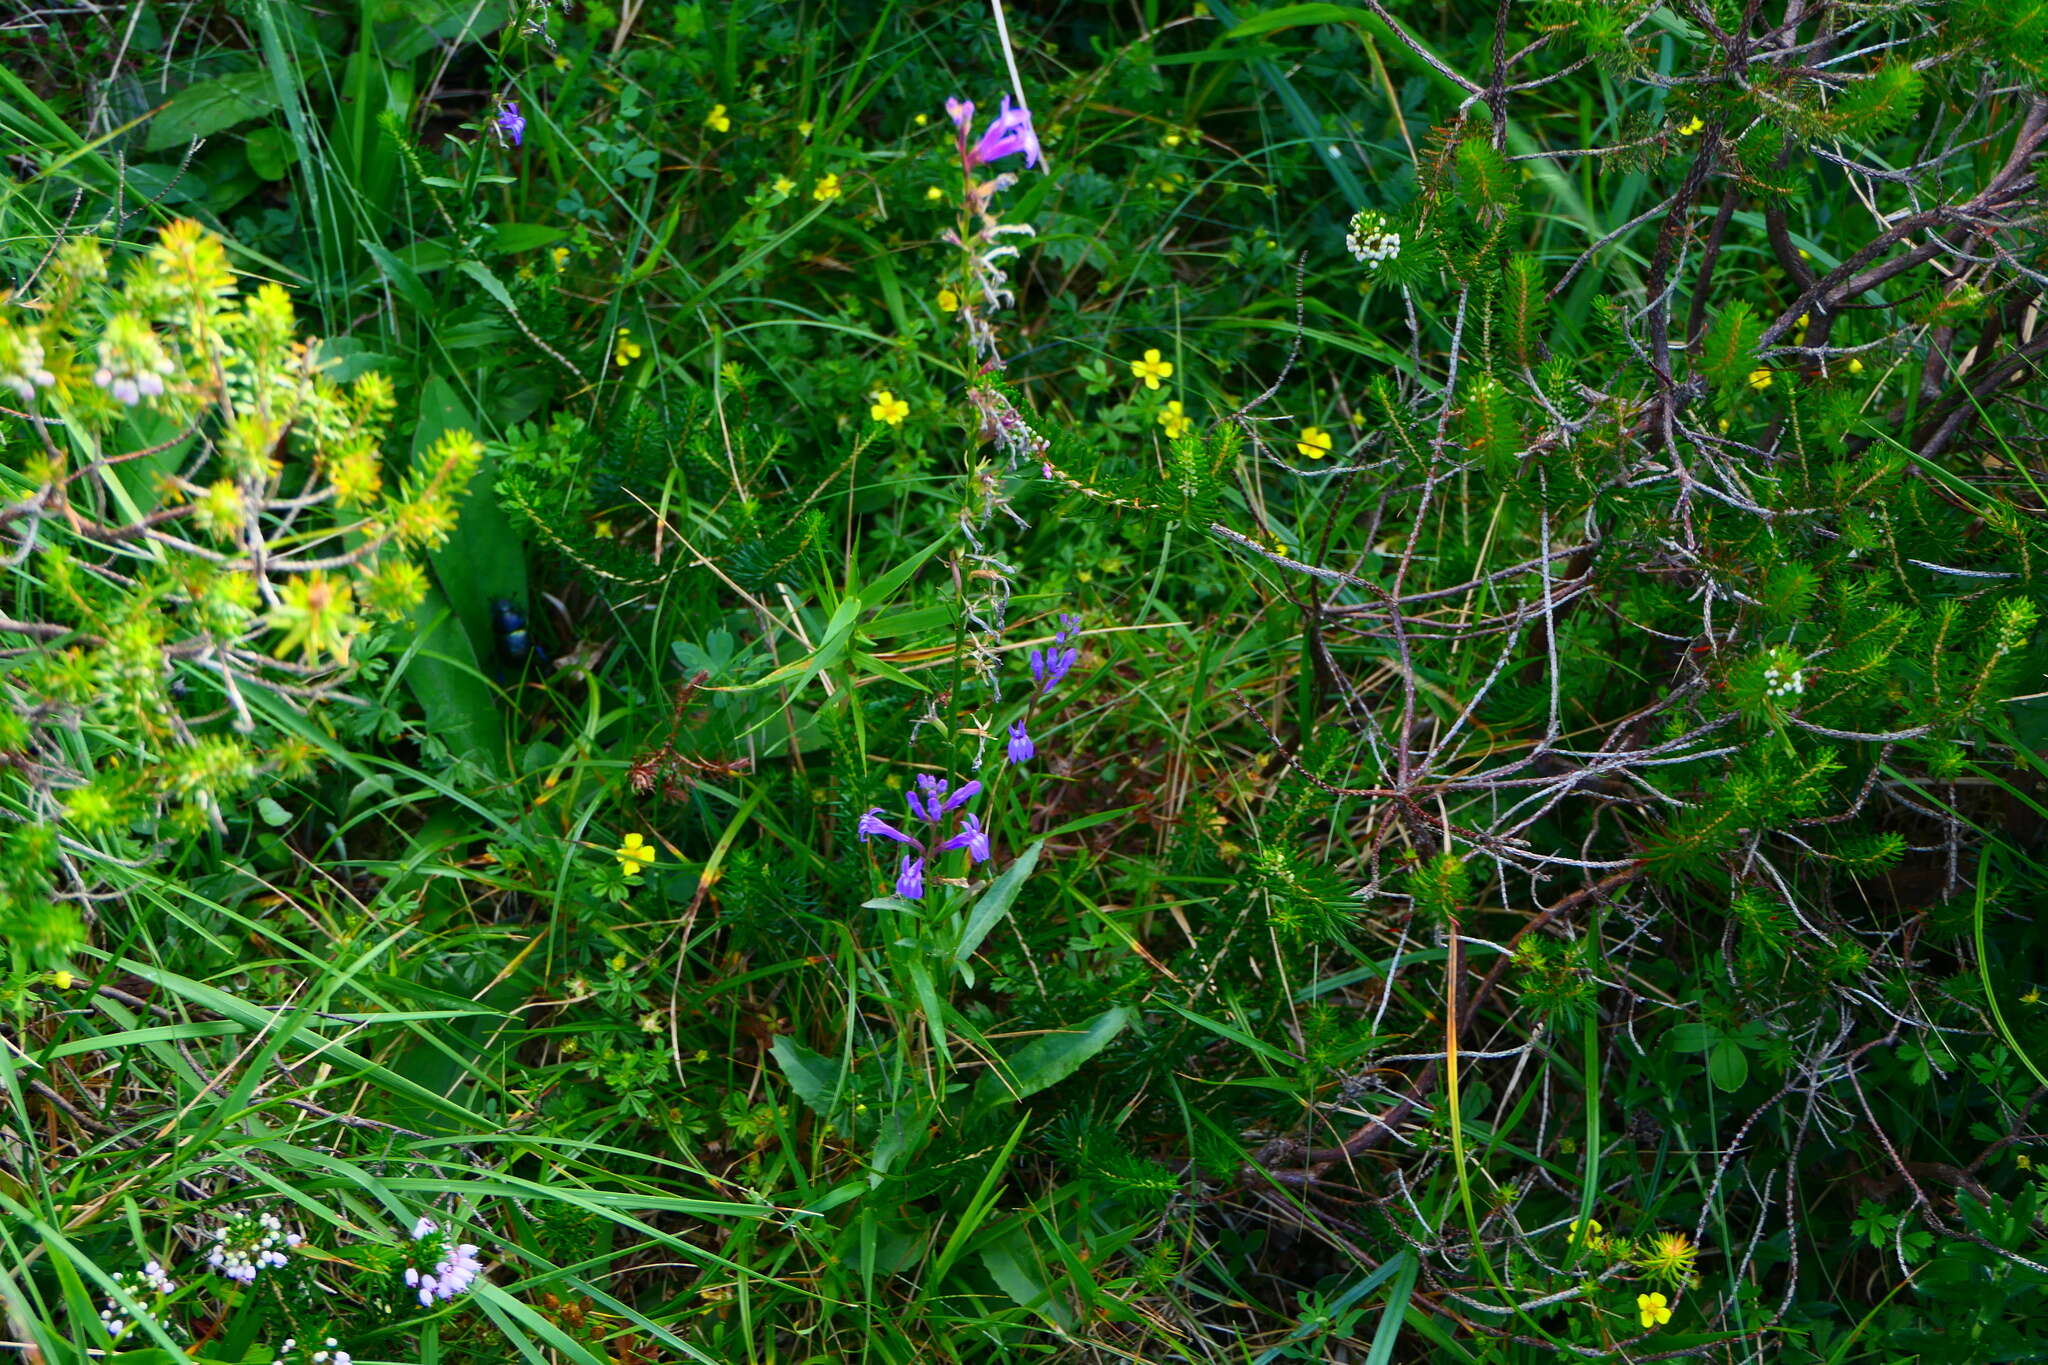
[977,1007,1130,1105]
[770,1035,846,1118]
[144,70,284,151]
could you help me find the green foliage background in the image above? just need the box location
[4,1,2048,1362]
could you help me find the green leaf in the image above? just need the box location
[1708,1038,1749,1091]
[244,126,292,181]
[954,841,1043,967]
[977,1007,1130,1105]
[770,1035,846,1118]
[1665,1022,1715,1051]
[145,70,284,151]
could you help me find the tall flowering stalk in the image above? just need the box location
[939,94,1042,362]
[858,775,991,900]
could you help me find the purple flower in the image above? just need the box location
[1006,720,1035,764]
[945,96,975,134]
[1029,644,1078,695]
[910,775,982,822]
[940,812,991,865]
[895,854,927,900]
[967,93,1041,170]
[857,807,918,845]
[496,102,526,147]
[407,1214,485,1307]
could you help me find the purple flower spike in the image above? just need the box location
[940,812,992,865]
[495,102,526,148]
[1029,644,1079,695]
[940,779,982,814]
[895,854,927,900]
[857,807,918,845]
[945,96,975,134]
[1056,613,1082,642]
[968,93,1041,170]
[1007,720,1035,763]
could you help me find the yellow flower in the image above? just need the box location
[937,287,960,313]
[1158,400,1192,440]
[798,120,814,137]
[51,970,74,990]
[1570,1217,1603,1240]
[551,246,571,268]
[706,103,731,133]
[1677,116,1704,136]
[616,833,657,877]
[773,175,795,195]
[925,185,944,201]
[870,390,910,426]
[2018,1153,2035,1169]
[813,172,841,201]
[1163,130,1184,148]
[1847,357,1865,374]
[1637,1292,1673,1329]
[1746,368,1773,391]
[1296,425,1334,459]
[915,112,929,127]
[2023,985,2042,1005]
[614,327,643,367]
[1717,417,1731,433]
[1130,347,1174,390]
[609,953,629,973]
[1797,312,1811,329]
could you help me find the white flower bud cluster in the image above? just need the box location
[283,1336,352,1365]
[404,1216,485,1306]
[1345,209,1402,269]
[1,334,55,403]
[1762,662,1805,699]
[207,1210,300,1284]
[97,1261,176,1340]
[93,352,174,405]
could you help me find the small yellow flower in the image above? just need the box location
[594,519,614,540]
[553,54,570,70]
[937,287,960,313]
[1847,357,1865,374]
[1130,347,1174,390]
[638,1011,663,1033]
[551,246,571,268]
[614,327,643,368]
[925,185,944,201]
[1637,1292,1673,1329]
[798,120,814,138]
[1746,367,1773,391]
[1677,116,1705,136]
[2018,1152,2034,1169]
[1570,1217,1603,1240]
[706,103,731,133]
[609,952,629,973]
[1296,425,1334,459]
[1798,247,1811,260]
[51,970,74,990]
[2024,985,2042,1005]
[1158,400,1192,440]
[616,833,657,877]
[1717,417,1731,433]
[870,390,910,426]
[812,172,841,201]
[1163,130,1184,148]
[915,112,929,127]
[773,175,795,195]
[1797,312,1811,329]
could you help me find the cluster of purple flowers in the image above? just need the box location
[495,102,526,147]
[404,1216,484,1307]
[859,775,990,900]
[947,93,1041,170]
[1029,613,1082,695]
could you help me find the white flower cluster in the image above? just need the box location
[0,333,55,403]
[404,1216,484,1306]
[207,1210,300,1284]
[1762,662,1805,699]
[1345,209,1402,269]
[96,1260,176,1340]
[93,351,174,405]
[283,1335,352,1365]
